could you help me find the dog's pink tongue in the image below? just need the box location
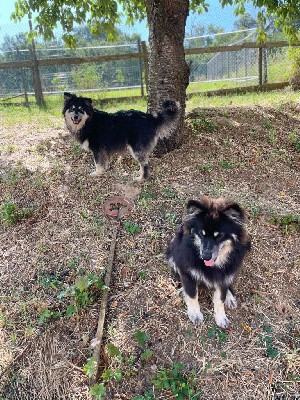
[204,259,215,267]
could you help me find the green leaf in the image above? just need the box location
[141,349,153,361]
[106,343,121,357]
[65,304,78,318]
[83,357,98,378]
[90,383,106,399]
[135,330,150,347]
[75,275,89,292]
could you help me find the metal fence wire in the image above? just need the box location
[0,23,294,98]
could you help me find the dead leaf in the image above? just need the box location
[274,302,291,314]
[114,183,141,200]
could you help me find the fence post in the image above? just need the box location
[263,47,268,84]
[29,19,45,107]
[137,39,144,97]
[258,46,263,86]
[16,48,29,106]
[141,41,148,94]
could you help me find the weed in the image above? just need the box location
[38,271,62,289]
[247,204,262,219]
[189,116,217,137]
[289,131,300,151]
[139,270,147,281]
[80,211,106,236]
[58,273,105,318]
[90,383,106,400]
[84,357,98,378]
[1,170,21,186]
[102,368,122,382]
[262,119,272,130]
[0,200,34,226]
[161,188,177,198]
[258,331,279,359]
[133,392,156,400]
[139,192,153,207]
[198,163,213,172]
[269,214,299,234]
[123,220,141,235]
[267,129,278,145]
[207,326,228,343]
[152,362,201,400]
[219,160,234,170]
[38,308,61,324]
[135,330,150,348]
[141,349,153,361]
[71,141,83,156]
[165,212,177,226]
[106,343,121,357]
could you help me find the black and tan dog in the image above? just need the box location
[63,92,180,181]
[166,196,251,328]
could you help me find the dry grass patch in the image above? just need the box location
[0,100,299,399]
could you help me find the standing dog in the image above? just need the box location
[166,196,251,328]
[63,92,180,181]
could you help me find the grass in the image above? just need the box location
[1,86,300,127]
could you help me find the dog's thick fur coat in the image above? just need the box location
[63,92,180,180]
[166,196,251,328]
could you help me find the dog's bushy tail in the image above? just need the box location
[156,100,181,139]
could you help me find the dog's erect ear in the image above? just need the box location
[186,197,209,215]
[223,202,245,224]
[64,92,74,103]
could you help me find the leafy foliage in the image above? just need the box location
[123,220,141,235]
[152,363,201,400]
[58,273,105,318]
[90,383,106,400]
[134,330,150,347]
[83,357,98,378]
[11,0,300,47]
[0,200,34,226]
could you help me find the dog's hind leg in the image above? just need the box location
[90,150,109,177]
[136,159,149,182]
[128,146,150,181]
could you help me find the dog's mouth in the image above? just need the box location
[71,117,81,125]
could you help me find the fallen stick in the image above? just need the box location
[90,221,119,385]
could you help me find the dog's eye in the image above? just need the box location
[78,107,83,113]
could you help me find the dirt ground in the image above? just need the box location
[0,100,299,400]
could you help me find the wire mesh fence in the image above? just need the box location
[0,21,295,100]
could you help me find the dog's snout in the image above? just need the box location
[201,251,213,261]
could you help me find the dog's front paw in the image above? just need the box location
[214,313,230,329]
[90,171,103,177]
[187,308,204,324]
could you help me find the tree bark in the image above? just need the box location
[145,0,190,156]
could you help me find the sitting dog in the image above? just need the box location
[63,92,180,181]
[166,196,251,328]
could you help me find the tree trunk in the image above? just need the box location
[145,0,190,156]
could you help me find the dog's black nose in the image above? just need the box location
[201,252,213,261]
